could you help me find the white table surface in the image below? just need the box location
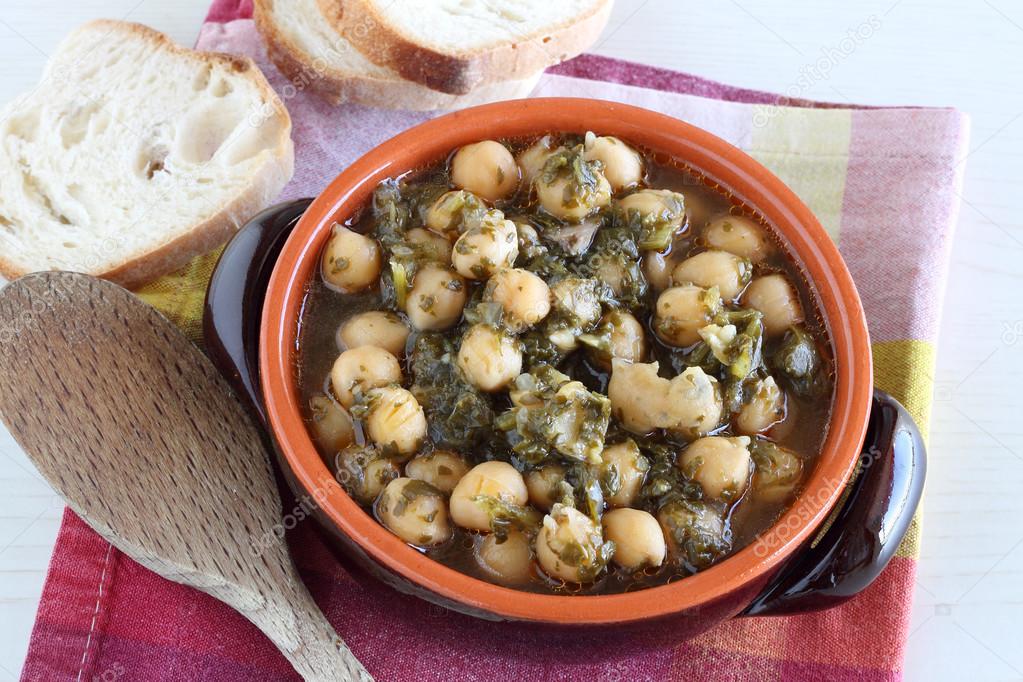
[1,0,1021,680]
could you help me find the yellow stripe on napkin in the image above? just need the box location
[873,339,936,559]
[135,247,224,347]
[749,108,853,242]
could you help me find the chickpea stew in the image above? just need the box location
[296,132,834,595]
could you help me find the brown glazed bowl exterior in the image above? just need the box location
[260,98,873,629]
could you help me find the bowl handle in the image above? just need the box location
[203,199,313,424]
[741,389,927,616]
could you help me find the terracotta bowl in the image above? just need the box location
[204,98,925,638]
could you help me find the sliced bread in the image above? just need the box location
[317,0,612,95]
[0,20,294,288]
[254,0,541,110]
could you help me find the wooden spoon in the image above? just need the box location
[0,272,371,682]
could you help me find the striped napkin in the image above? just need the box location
[18,1,968,680]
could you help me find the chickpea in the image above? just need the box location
[548,277,604,350]
[751,443,803,503]
[450,140,520,202]
[583,133,643,192]
[654,283,722,347]
[336,311,410,357]
[536,504,608,583]
[602,508,665,571]
[457,324,523,392]
[308,395,355,452]
[330,345,402,408]
[546,217,601,256]
[514,220,543,257]
[769,400,799,442]
[451,214,519,280]
[424,190,485,238]
[406,264,468,331]
[450,461,528,531]
[618,189,686,247]
[525,464,567,511]
[704,214,771,263]
[476,530,534,585]
[619,189,686,223]
[736,376,787,435]
[643,250,678,292]
[516,136,557,187]
[668,367,725,439]
[406,227,452,264]
[404,450,471,494]
[587,310,646,369]
[678,188,714,232]
[363,386,427,458]
[697,323,737,364]
[552,277,603,326]
[608,360,669,434]
[657,498,729,568]
[599,440,649,508]
[484,268,551,332]
[680,436,753,501]
[671,250,752,301]
[593,256,634,298]
[336,444,400,505]
[376,478,453,547]
[535,153,612,222]
[608,360,723,438]
[321,224,382,293]
[741,274,804,337]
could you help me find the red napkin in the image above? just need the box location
[19,1,967,680]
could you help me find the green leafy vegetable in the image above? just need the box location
[636,439,700,509]
[471,494,543,541]
[574,224,649,309]
[543,504,616,583]
[770,325,827,398]
[540,144,606,208]
[545,277,610,349]
[334,445,398,506]
[617,191,687,251]
[657,498,731,570]
[519,329,570,370]
[703,307,765,382]
[562,463,606,525]
[409,334,496,452]
[389,479,444,518]
[749,439,803,500]
[389,258,409,309]
[497,365,611,465]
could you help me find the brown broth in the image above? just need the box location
[295,134,835,595]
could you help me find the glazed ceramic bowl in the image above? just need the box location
[204,98,925,638]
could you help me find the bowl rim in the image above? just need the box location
[260,97,873,624]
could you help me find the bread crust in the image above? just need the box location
[319,0,612,95]
[0,19,295,289]
[97,144,294,289]
[253,0,541,110]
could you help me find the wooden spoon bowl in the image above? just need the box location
[0,271,370,682]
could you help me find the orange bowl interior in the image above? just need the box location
[260,98,873,625]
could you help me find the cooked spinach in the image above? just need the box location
[409,333,496,452]
[770,325,827,398]
[496,365,611,465]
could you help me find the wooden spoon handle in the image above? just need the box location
[247,576,372,682]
